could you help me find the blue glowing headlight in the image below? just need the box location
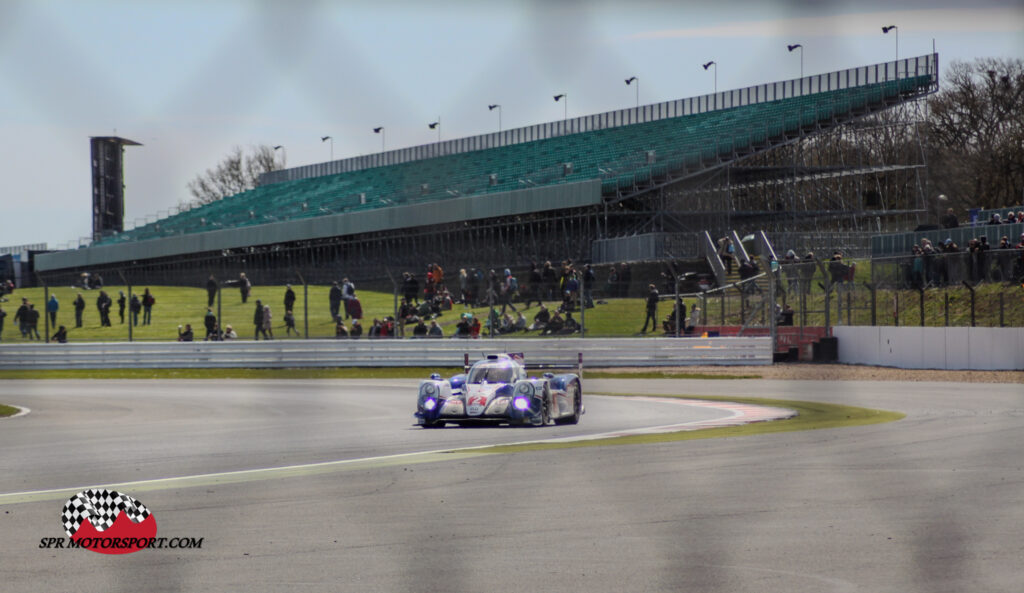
[512,397,530,411]
[423,398,437,411]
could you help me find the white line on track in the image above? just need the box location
[0,396,793,505]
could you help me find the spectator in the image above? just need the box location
[46,294,59,327]
[141,288,155,325]
[940,207,958,229]
[427,320,443,338]
[522,263,542,308]
[0,304,5,341]
[349,319,363,338]
[223,324,238,340]
[500,268,518,314]
[454,313,472,338]
[562,311,580,334]
[284,309,298,336]
[129,293,142,326]
[541,312,564,336]
[988,212,1003,225]
[514,312,527,332]
[96,291,112,327]
[284,284,296,315]
[528,304,550,331]
[335,319,349,338]
[640,284,659,333]
[582,264,596,308]
[253,300,266,340]
[470,316,481,338]
[14,298,29,338]
[51,325,68,344]
[687,302,702,332]
[778,304,795,326]
[117,291,126,324]
[717,237,735,274]
[206,275,218,307]
[177,324,194,342]
[412,319,428,337]
[402,272,420,305]
[329,281,343,321]
[341,277,356,318]
[262,304,274,340]
[73,293,86,328]
[605,265,619,299]
[239,272,251,303]
[542,261,558,300]
[204,308,217,340]
[458,268,470,307]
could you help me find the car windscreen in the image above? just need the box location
[468,364,514,384]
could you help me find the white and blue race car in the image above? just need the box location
[415,353,583,428]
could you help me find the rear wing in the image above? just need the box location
[464,352,583,376]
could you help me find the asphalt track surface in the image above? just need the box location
[1,377,1022,593]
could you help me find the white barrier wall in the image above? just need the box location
[0,337,773,370]
[834,327,1024,370]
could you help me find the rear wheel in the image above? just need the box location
[554,381,582,425]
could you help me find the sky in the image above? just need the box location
[1,0,1022,250]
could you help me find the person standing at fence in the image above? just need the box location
[262,304,274,340]
[46,294,59,327]
[640,284,659,333]
[940,206,958,229]
[73,293,85,328]
[27,303,41,339]
[284,309,298,336]
[96,291,112,327]
[141,289,155,325]
[206,275,218,307]
[284,284,296,317]
[204,308,217,340]
[129,293,141,326]
[329,281,343,321]
[0,304,6,341]
[117,291,126,324]
[239,273,251,303]
[253,300,265,340]
[341,277,356,318]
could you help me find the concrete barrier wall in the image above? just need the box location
[833,326,1024,370]
[0,337,773,370]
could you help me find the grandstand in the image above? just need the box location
[36,55,938,285]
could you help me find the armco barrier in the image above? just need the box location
[0,337,772,370]
[833,326,1024,370]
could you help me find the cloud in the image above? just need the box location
[625,8,1024,40]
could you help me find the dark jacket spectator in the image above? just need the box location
[141,289,155,325]
[239,273,251,303]
[206,275,218,307]
[177,324,194,342]
[284,285,296,313]
[129,294,142,326]
[204,309,217,339]
[329,282,343,320]
[51,325,68,343]
[641,285,659,333]
[940,207,958,229]
[73,294,86,328]
[253,300,266,340]
[117,291,126,324]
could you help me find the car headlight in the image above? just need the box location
[422,383,437,396]
[423,398,437,411]
[512,397,530,411]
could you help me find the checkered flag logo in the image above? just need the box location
[61,489,152,538]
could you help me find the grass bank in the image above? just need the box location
[0,404,19,417]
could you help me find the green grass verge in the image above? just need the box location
[0,404,19,417]
[476,393,904,453]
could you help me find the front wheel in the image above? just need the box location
[554,381,582,425]
[421,420,446,429]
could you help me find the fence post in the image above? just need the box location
[864,282,876,326]
[917,287,925,327]
[116,269,132,342]
[962,281,975,327]
[999,292,1005,327]
[846,290,852,326]
[297,272,308,339]
[893,293,899,327]
[42,280,50,342]
[944,292,949,327]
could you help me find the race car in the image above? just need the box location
[414,353,583,428]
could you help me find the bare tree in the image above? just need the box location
[187,145,284,205]
[926,58,1024,211]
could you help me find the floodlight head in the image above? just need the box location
[321,136,331,142]
[553,94,565,101]
[882,25,896,33]
[488,104,499,110]
[373,127,383,133]
[625,76,637,85]
[428,122,438,129]
[273,145,283,150]
[702,61,715,70]
[787,44,802,52]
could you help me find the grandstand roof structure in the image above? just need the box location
[37,54,938,274]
